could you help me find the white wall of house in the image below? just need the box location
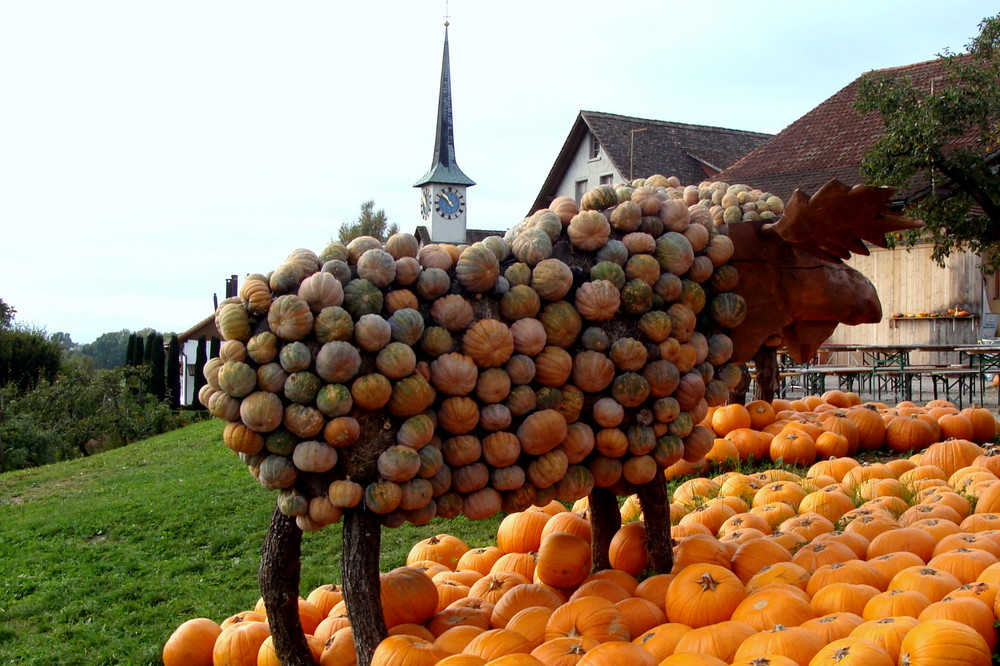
[180,338,200,406]
[553,132,622,203]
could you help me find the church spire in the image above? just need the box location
[414,23,475,187]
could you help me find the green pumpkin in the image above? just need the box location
[611,372,650,408]
[590,261,626,289]
[710,292,748,328]
[529,209,563,242]
[595,239,628,266]
[580,184,618,211]
[364,479,402,514]
[651,434,684,468]
[315,383,353,417]
[667,411,693,438]
[215,303,251,342]
[638,310,673,343]
[318,241,349,264]
[500,284,541,321]
[376,342,417,380]
[277,489,310,516]
[278,341,312,373]
[414,267,451,300]
[709,264,740,292]
[531,258,573,302]
[342,279,384,319]
[504,262,532,286]
[247,331,279,364]
[217,361,257,398]
[420,326,454,357]
[268,262,306,294]
[284,371,322,405]
[538,301,582,348]
[553,464,595,503]
[258,455,298,490]
[703,379,731,407]
[654,232,695,275]
[388,375,436,417]
[716,362,744,389]
[705,333,734,366]
[388,308,425,346]
[313,306,355,343]
[619,279,653,315]
[481,236,510,262]
[535,386,563,411]
[679,279,706,314]
[581,326,610,352]
[511,228,552,267]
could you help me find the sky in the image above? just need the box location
[0,0,994,345]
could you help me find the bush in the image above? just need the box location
[0,326,62,392]
[0,363,178,471]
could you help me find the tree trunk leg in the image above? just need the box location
[342,507,387,666]
[636,476,673,574]
[259,506,313,666]
[587,486,621,571]
[729,364,751,405]
[753,345,779,403]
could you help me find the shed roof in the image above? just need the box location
[715,58,970,201]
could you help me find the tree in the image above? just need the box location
[49,332,77,354]
[855,13,1000,271]
[337,200,398,244]
[0,298,15,329]
[192,335,208,407]
[78,330,132,369]
[0,326,62,392]
[148,332,166,401]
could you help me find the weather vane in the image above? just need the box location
[444,0,450,26]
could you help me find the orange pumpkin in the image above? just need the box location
[162,618,222,666]
[665,563,746,628]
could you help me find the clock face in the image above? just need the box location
[434,186,465,220]
[420,187,432,220]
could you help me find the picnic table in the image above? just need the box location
[777,343,989,405]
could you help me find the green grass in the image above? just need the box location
[0,420,502,665]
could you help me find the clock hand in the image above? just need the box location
[444,192,455,207]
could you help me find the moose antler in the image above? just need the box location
[761,179,924,263]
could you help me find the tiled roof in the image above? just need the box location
[530,111,772,213]
[177,314,219,342]
[715,58,965,201]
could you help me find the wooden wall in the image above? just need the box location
[824,244,983,364]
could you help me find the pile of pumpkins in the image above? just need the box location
[198,175,767,531]
[165,394,1000,665]
[680,389,1000,472]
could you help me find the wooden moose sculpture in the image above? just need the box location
[199,176,920,665]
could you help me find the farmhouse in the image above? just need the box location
[529,110,772,214]
[716,57,998,352]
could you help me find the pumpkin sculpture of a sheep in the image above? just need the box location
[198,175,920,665]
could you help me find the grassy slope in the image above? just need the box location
[0,420,501,665]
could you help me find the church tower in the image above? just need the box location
[414,21,475,244]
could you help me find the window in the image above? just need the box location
[599,174,613,186]
[575,179,588,203]
[589,133,600,159]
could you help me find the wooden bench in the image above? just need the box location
[927,367,981,408]
[799,366,872,394]
[874,365,980,404]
